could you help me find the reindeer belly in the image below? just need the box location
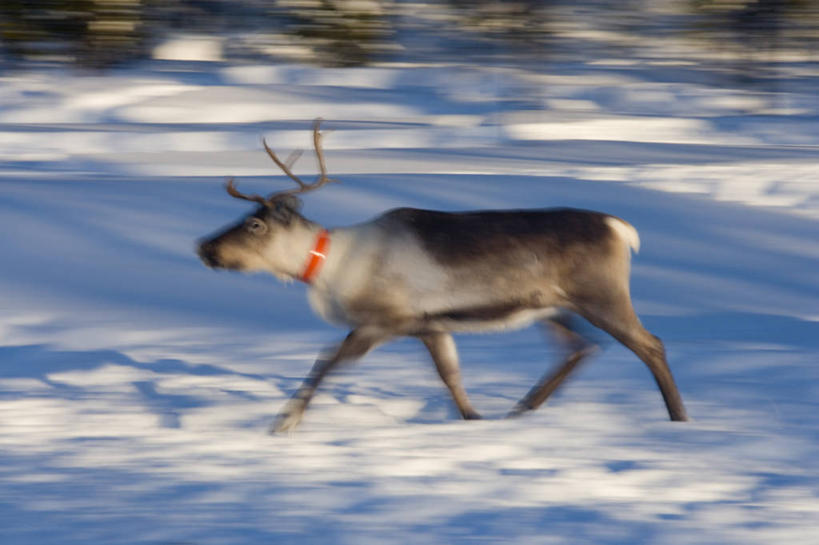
[423,304,560,333]
[406,274,563,333]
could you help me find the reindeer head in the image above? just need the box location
[197,119,335,280]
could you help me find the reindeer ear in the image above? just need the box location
[270,195,303,224]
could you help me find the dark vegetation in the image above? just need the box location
[1,1,816,69]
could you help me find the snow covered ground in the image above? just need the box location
[1,57,817,544]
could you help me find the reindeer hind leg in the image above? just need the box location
[577,294,688,422]
[508,314,598,417]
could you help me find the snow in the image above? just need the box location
[1,57,818,544]
[153,36,225,63]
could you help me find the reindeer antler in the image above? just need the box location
[225,178,270,206]
[262,118,336,199]
[225,118,336,206]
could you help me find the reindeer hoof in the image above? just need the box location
[463,410,482,420]
[505,404,530,418]
[270,410,304,434]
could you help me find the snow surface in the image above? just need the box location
[1,59,818,544]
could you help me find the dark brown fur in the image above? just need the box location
[380,207,613,267]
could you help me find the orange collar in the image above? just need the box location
[299,229,330,284]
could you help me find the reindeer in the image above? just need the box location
[198,119,688,433]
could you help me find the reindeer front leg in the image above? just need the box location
[272,328,385,433]
[420,332,482,420]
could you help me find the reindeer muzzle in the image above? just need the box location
[197,240,223,269]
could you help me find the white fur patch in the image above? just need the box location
[605,216,641,254]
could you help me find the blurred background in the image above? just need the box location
[2,0,817,210]
[1,1,817,74]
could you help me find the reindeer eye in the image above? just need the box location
[245,218,268,235]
